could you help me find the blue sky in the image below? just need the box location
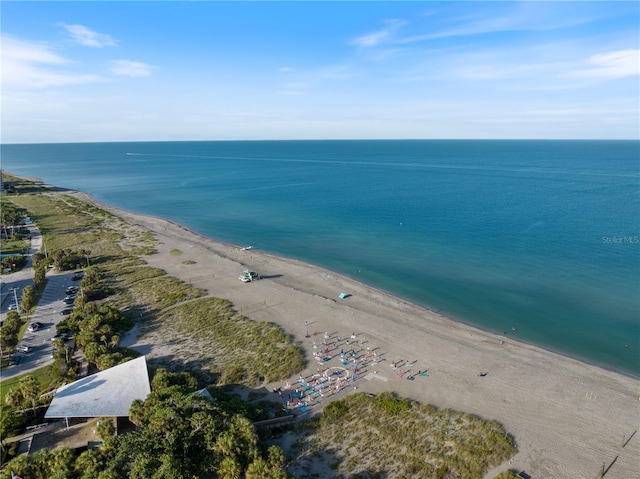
[2,1,638,143]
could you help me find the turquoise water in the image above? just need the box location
[2,140,639,376]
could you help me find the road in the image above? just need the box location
[1,219,80,380]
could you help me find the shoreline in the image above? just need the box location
[6,171,637,379]
[63,189,639,479]
[79,189,639,381]
[5,176,640,477]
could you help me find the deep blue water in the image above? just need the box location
[2,140,639,376]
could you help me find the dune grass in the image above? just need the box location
[289,392,517,479]
[5,189,304,388]
[142,297,305,386]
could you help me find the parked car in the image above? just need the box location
[239,270,261,282]
[62,296,76,304]
[66,286,80,295]
[60,307,74,315]
[16,345,30,353]
[51,333,71,342]
[27,322,43,332]
[8,303,19,311]
[8,355,22,366]
[71,272,84,281]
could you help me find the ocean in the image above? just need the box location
[2,140,638,376]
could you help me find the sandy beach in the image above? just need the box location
[70,190,639,479]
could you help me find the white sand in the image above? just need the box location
[73,191,640,479]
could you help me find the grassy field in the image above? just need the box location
[0,238,30,255]
[0,365,55,407]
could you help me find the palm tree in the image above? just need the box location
[244,457,271,479]
[217,456,241,479]
[74,449,104,477]
[50,447,75,476]
[5,388,25,414]
[214,431,239,460]
[266,445,285,468]
[19,375,39,416]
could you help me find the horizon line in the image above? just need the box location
[2,138,639,146]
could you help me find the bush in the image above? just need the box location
[96,419,116,440]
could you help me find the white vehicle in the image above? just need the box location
[239,270,261,282]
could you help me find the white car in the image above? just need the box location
[16,345,30,353]
[8,303,18,311]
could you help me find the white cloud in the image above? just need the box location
[2,34,67,65]
[1,34,103,88]
[351,19,407,48]
[60,23,117,47]
[569,49,639,79]
[109,59,155,77]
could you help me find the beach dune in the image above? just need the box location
[74,191,639,479]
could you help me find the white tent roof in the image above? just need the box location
[45,356,151,418]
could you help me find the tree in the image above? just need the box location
[0,326,18,359]
[217,456,242,479]
[5,388,26,414]
[19,375,39,416]
[96,419,116,441]
[151,369,198,394]
[128,399,145,427]
[50,447,76,477]
[74,449,105,479]
[266,445,285,469]
[29,448,53,479]
[20,285,36,312]
[34,266,46,287]
[244,457,271,479]
[4,454,32,479]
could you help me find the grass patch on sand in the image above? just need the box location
[144,297,305,387]
[169,248,182,255]
[9,193,125,258]
[6,185,304,388]
[289,392,517,479]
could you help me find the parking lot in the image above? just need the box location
[2,271,81,380]
[1,219,81,380]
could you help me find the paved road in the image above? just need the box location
[1,220,41,312]
[1,219,80,380]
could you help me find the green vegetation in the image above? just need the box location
[0,366,53,408]
[169,248,182,255]
[290,392,517,479]
[494,471,520,479]
[148,297,305,386]
[2,370,291,479]
[0,312,21,359]
[0,238,29,255]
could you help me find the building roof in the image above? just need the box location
[45,356,151,418]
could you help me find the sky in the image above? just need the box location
[1,1,639,143]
